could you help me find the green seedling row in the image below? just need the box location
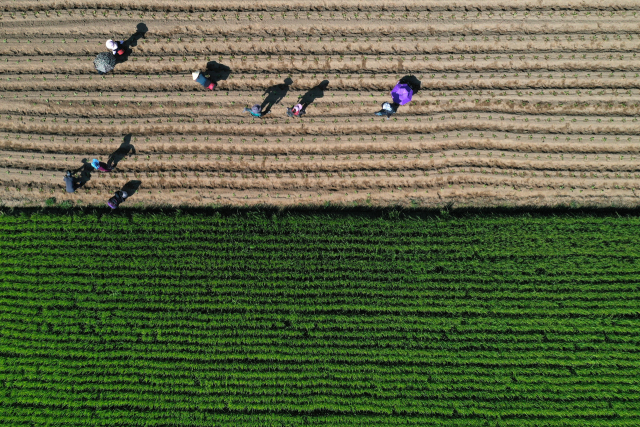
[1,210,640,426]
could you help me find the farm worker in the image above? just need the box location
[375,102,399,118]
[286,103,306,118]
[63,170,77,193]
[192,71,216,90]
[243,104,267,118]
[91,159,113,172]
[107,190,128,209]
[390,79,414,105]
[106,39,125,56]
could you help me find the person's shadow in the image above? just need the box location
[260,78,293,114]
[398,75,421,94]
[205,61,231,83]
[299,80,329,109]
[107,134,136,168]
[72,159,94,188]
[121,180,142,197]
[116,23,148,64]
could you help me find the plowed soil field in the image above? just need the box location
[2,0,640,208]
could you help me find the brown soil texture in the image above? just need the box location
[2,1,640,208]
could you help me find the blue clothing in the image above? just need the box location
[64,175,75,193]
[195,73,213,89]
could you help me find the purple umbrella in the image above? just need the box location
[390,83,413,105]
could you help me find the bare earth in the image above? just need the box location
[1,0,639,208]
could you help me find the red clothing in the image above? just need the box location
[97,162,112,172]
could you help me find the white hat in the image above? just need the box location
[192,71,201,81]
[106,40,118,50]
[121,191,128,199]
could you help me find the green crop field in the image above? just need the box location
[1,209,640,426]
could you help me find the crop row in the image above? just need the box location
[5,21,640,40]
[4,385,640,412]
[2,0,638,13]
[3,19,639,44]
[4,35,640,56]
[2,289,639,310]
[1,210,637,228]
[0,214,639,234]
[3,323,640,347]
[4,270,639,288]
[3,132,639,154]
[0,414,636,427]
[6,353,640,378]
[5,98,640,120]
[2,212,639,424]
[4,153,640,171]
[5,55,640,75]
[2,266,636,285]
[4,317,639,341]
[2,115,636,135]
[3,175,639,197]
[5,378,640,403]
[5,89,639,101]
[4,270,639,287]
[3,8,639,20]
[4,73,639,93]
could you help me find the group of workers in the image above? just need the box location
[68,33,420,209]
[192,69,415,119]
[63,159,128,209]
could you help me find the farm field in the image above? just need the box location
[1,1,640,207]
[1,209,640,426]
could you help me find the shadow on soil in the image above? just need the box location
[71,159,94,189]
[399,75,421,93]
[116,23,148,64]
[107,134,136,169]
[205,61,232,82]
[261,78,293,114]
[5,203,640,221]
[299,80,329,106]
[121,180,142,197]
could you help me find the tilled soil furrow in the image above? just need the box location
[4,37,640,56]
[2,187,633,209]
[3,98,639,119]
[4,89,640,103]
[0,114,636,137]
[4,12,640,26]
[4,0,640,13]
[3,154,640,175]
[4,55,640,75]
[4,20,640,38]
[4,73,640,92]
[2,167,637,197]
[3,134,638,156]
[2,2,639,207]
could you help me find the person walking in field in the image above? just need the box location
[63,170,81,193]
[286,103,307,118]
[375,102,400,118]
[192,71,216,90]
[107,190,128,209]
[375,76,419,119]
[106,39,125,57]
[243,104,268,118]
[91,159,113,173]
